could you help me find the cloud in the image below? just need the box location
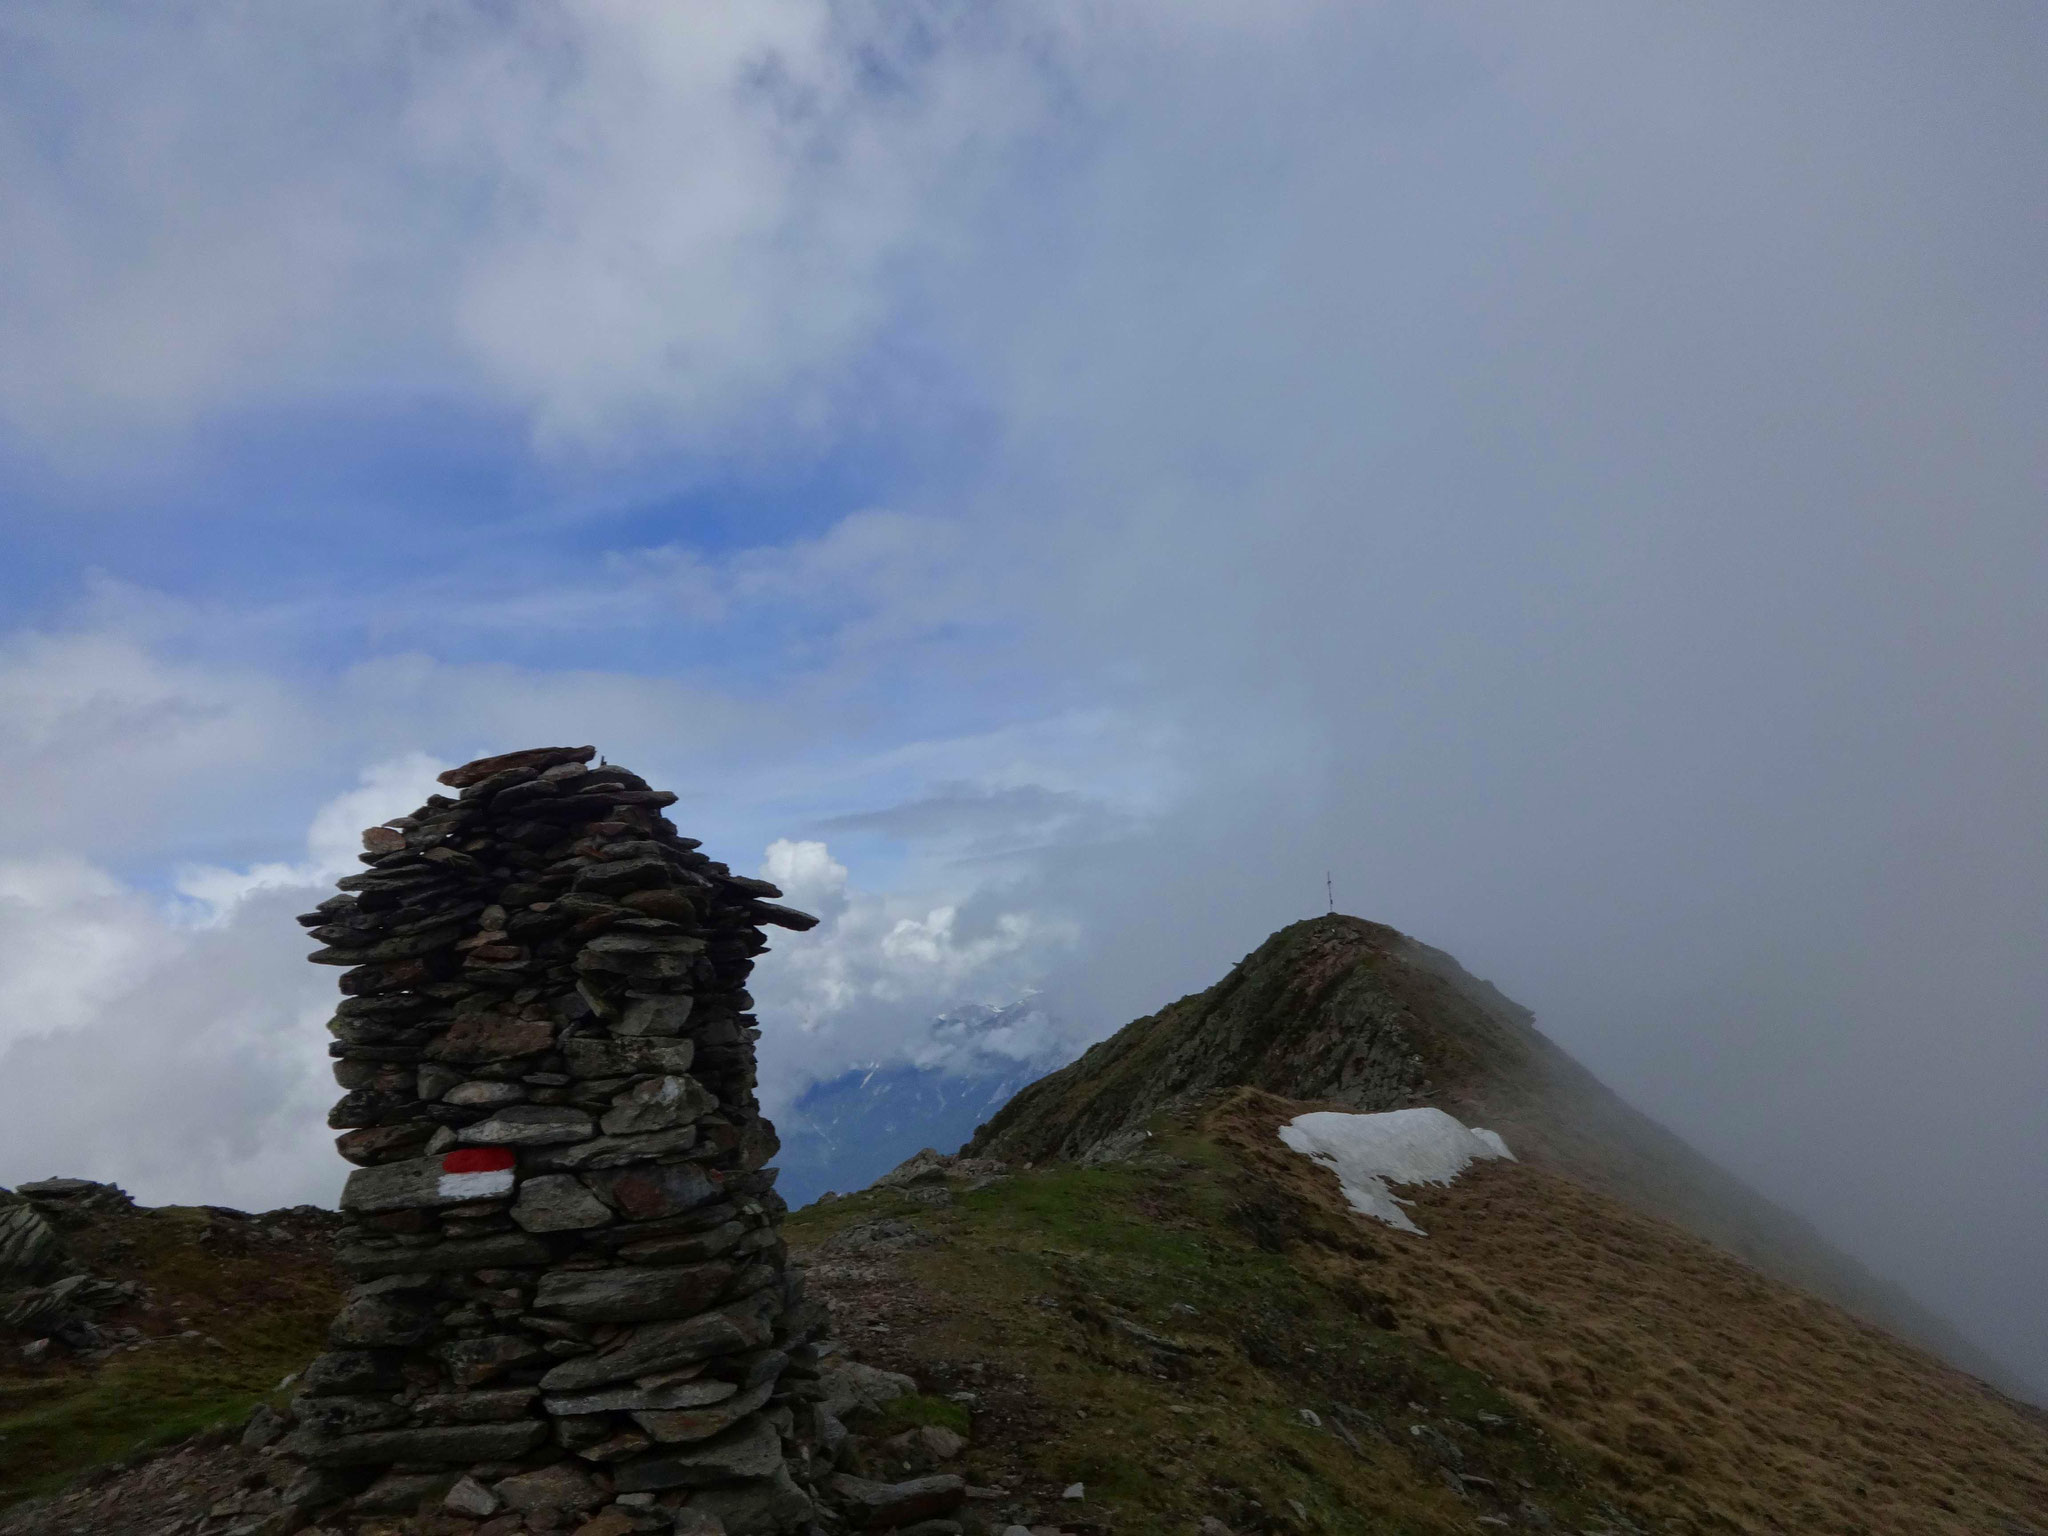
[760,838,852,920]
[0,2,1055,462]
[172,752,449,923]
[0,885,341,1211]
[0,859,176,1050]
[750,837,1082,1111]
[817,783,1125,862]
[939,2,2048,1396]
[0,759,442,1207]
[754,835,1078,1032]
[0,624,298,858]
[0,734,1088,1206]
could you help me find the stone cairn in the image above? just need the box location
[285,745,826,1534]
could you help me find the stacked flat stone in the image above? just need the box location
[286,745,825,1533]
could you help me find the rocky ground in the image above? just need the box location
[0,1347,990,1536]
[0,1164,1013,1536]
[0,1179,341,1506]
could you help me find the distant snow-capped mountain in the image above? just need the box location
[773,998,1069,1208]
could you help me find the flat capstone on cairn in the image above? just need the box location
[284,745,830,1534]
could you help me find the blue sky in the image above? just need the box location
[0,1,2044,1398]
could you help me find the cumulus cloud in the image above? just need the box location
[0,886,341,1211]
[0,1,1054,461]
[750,837,1082,1112]
[760,838,852,921]
[0,860,176,1050]
[0,749,1087,1205]
[0,759,442,1207]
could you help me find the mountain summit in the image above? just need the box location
[971,914,2006,1387]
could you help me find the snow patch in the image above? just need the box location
[1277,1108,1515,1235]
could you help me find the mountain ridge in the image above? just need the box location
[968,914,2017,1396]
[4,913,2044,1535]
[784,1087,2048,1536]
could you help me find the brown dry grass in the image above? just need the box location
[1211,1088,2048,1536]
[793,1134,1618,1536]
[0,1201,342,1506]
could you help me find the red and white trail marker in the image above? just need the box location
[437,1146,517,1201]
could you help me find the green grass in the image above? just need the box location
[789,1130,1608,1536]
[868,1393,972,1437]
[0,1338,306,1499]
[0,1204,340,1505]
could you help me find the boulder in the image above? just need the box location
[436,1332,548,1387]
[535,1261,737,1323]
[538,1297,777,1391]
[818,1360,919,1419]
[493,1461,605,1514]
[289,1419,545,1467]
[614,1415,784,1492]
[563,1037,697,1080]
[631,1381,774,1444]
[457,1105,596,1145]
[444,1080,527,1108]
[545,1377,737,1417]
[512,1174,615,1233]
[582,1162,720,1222]
[827,1474,968,1529]
[528,1128,703,1172]
[353,1469,457,1514]
[411,1388,538,1423]
[340,1154,515,1214]
[573,858,677,898]
[616,993,695,1036]
[688,1466,816,1536]
[616,1219,746,1266]
[338,1231,549,1276]
[0,1198,62,1283]
[438,745,595,788]
[444,1474,502,1517]
[298,1349,406,1397]
[601,1074,717,1135]
[293,1394,410,1438]
[328,1292,439,1348]
[427,1013,556,1064]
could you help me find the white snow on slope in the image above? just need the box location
[1277,1108,1515,1235]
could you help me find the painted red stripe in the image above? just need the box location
[442,1147,516,1174]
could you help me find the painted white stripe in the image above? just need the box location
[437,1169,517,1201]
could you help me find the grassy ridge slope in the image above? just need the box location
[968,916,2016,1392]
[0,1201,340,1504]
[801,1090,2048,1536]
